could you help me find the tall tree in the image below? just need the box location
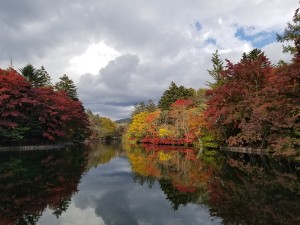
[277,7,300,54]
[19,64,36,83]
[158,82,193,110]
[207,50,224,89]
[55,74,78,100]
[34,66,51,87]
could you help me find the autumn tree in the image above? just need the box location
[128,110,161,142]
[0,69,38,141]
[255,26,300,155]
[87,111,116,140]
[205,50,273,147]
[192,88,208,111]
[34,87,89,142]
[253,61,300,155]
[98,117,116,139]
[0,67,89,144]
[169,99,194,138]
[55,74,78,100]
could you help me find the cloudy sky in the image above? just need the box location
[0,0,298,120]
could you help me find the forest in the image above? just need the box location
[0,65,90,144]
[125,9,300,157]
[0,63,126,145]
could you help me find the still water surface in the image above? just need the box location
[0,142,299,225]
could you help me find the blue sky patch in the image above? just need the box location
[235,27,277,48]
[194,21,202,31]
[205,37,217,45]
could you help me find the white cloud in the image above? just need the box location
[37,204,105,225]
[262,42,293,64]
[67,42,120,82]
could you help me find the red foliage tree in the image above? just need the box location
[35,87,89,142]
[0,69,38,141]
[205,48,299,155]
[252,47,300,155]
[205,53,273,147]
[0,68,89,143]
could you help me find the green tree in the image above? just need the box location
[34,66,51,87]
[158,82,193,110]
[98,117,116,139]
[131,102,146,117]
[277,7,300,54]
[55,74,78,100]
[145,99,156,112]
[241,48,264,61]
[19,64,36,83]
[207,50,224,89]
[131,99,156,117]
[19,64,51,87]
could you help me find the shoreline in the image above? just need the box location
[0,142,73,152]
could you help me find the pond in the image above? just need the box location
[0,142,299,225]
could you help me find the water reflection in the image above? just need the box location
[126,144,300,225]
[84,141,125,170]
[0,143,298,225]
[208,152,300,225]
[0,147,86,225]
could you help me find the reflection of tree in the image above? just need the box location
[159,179,200,210]
[0,147,86,225]
[126,144,300,224]
[14,213,41,225]
[125,144,215,210]
[132,172,156,188]
[207,153,300,225]
[84,142,125,170]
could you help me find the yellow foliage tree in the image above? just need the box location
[126,110,161,141]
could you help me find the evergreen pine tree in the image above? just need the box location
[207,50,224,89]
[158,81,193,110]
[19,64,51,87]
[55,74,78,100]
[277,7,300,54]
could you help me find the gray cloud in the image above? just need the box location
[0,0,298,119]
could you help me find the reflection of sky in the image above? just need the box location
[38,157,221,225]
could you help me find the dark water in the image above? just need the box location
[0,143,299,225]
